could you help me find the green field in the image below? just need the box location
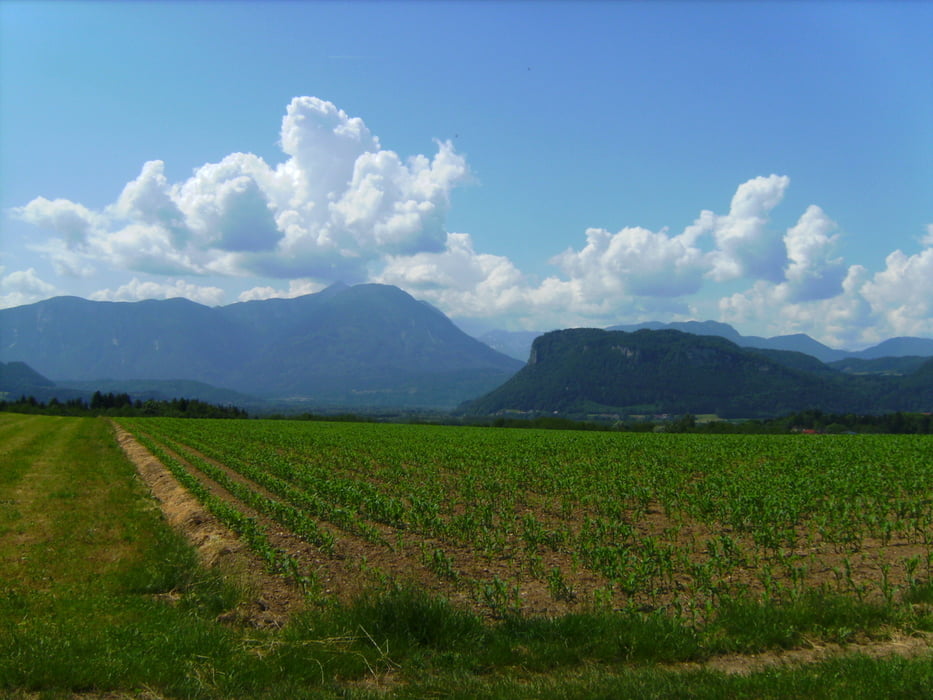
[2,412,933,698]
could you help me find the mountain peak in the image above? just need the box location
[320,280,350,295]
[0,283,522,410]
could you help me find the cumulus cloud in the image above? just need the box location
[378,232,528,317]
[237,279,326,302]
[109,160,189,246]
[31,238,98,278]
[551,225,706,298]
[90,278,226,306]
[922,223,933,247]
[707,174,790,283]
[860,246,933,338]
[378,229,702,329]
[0,267,58,308]
[782,205,846,302]
[13,96,468,285]
[378,174,931,346]
[719,235,933,348]
[14,197,105,250]
[378,176,790,326]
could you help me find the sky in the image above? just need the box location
[1,1,931,349]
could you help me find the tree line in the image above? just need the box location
[2,394,929,433]
[467,410,933,434]
[0,391,247,419]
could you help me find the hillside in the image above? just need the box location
[0,360,260,407]
[0,360,54,392]
[608,321,933,363]
[0,361,55,399]
[828,356,931,376]
[0,361,87,403]
[460,329,933,418]
[486,322,933,365]
[0,284,522,409]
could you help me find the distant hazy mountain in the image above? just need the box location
[856,337,933,359]
[460,329,933,418]
[0,360,54,394]
[477,329,547,362]
[0,283,522,409]
[0,360,259,406]
[483,321,933,365]
[0,361,86,403]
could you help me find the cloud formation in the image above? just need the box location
[708,174,790,283]
[719,239,933,348]
[89,278,226,306]
[237,279,326,302]
[8,96,931,346]
[14,97,468,285]
[379,174,851,328]
[0,267,58,309]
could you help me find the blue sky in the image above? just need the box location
[1,1,931,348]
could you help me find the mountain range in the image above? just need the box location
[461,329,933,419]
[3,283,932,416]
[480,321,933,364]
[0,283,522,410]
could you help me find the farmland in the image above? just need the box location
[3,412,933,697]
[120,417,933,619]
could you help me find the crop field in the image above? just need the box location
[4,412,933,698]
[120,417,933,622]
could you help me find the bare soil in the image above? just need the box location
[678,630,933,676]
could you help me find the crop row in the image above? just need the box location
[120,418,933,615]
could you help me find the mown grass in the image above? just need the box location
[0,414,248,697]
[1,413,931,699]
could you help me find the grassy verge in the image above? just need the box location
[1,413,931,698]
[0,414,247,696]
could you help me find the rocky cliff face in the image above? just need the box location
[461,328,933,418]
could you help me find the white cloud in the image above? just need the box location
[707,174,790,283]
[922,223,933,247]
[719,235,933,348]
[860,246,933,338]
[551,225,706,298]
[782,204,846,302]
[377,177,786,327]
[237,278,326,301]
[279,96,380,205]
[31,239,98,278]
[13,197,105,250]
[0,267,58,309]
[90,278,226,306]
[378,174,932,345]
[330,142,463,255]
[13,96,468,286]
[109,160,189,246]
[378,232,528,317]
[378,229,701,329]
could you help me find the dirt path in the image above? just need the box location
[676,631,933,676]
